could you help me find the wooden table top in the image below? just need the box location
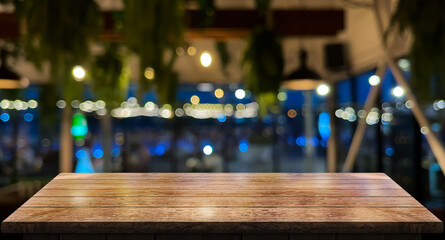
[2,173,443,234]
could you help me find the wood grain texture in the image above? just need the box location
[2,173,443,234]
[107,234,154,240]
[289,234,335,240]
[242,233,289,240]
[60,234,106,240]
[23,234,59,240]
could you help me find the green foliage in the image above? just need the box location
[389,0,445,102]
[123,0,184,105]
[216,41,230,77]
[242,28,283,116]
[255,0,271,15]
[91,44,130,109]
[196,0,216,28]
[17,0,102,102]
[241,0,283,117]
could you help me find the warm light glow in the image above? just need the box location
[200,52,212,67]
[187,46,197,56]
[214,88,224,98]
[144,67,155,80]
[72,66,86,81]
[203,145,213,155]
[287,109,297,118]
[392,86,405,97]
[398,58,410,71]
[56,100,66,109]
[190,95,200,104]
[316,84,330,96]
[368,75,380,86]
[277,92,287,101]
[235,89,246,99]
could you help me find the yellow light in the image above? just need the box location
[287,109,297,118]
[235,89,246,99]
[187,46,196,56]
[190,95,200,104]
[277,92,287,101]
[144,67,155,80]
[200,52,212,68]
[72,66,86,81]
[214,88,224,98]
[316,84,330,96]
[392,86,405,97]
[236,103,245,111]
[368,75,380,86]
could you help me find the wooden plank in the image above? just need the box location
[47,178,399,185]
[243,233,288,240]
[54,173,391,180]
[43,180,401,190]
[2,173,442,235]
[2,207,442,233]
[337,234,383,240]
[60,234,106,240]
[108,234,154,240]
[156,234,201,240]
[383,234,421,240]
[290,234,334,240]
[42,184,401,191]
[202,234,241,240]
[22,196,422,208]
[33,188,410,197]
[23,234,59,240]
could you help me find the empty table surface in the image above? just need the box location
[2,173,443,235]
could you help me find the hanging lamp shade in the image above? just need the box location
[281,49,323,90]
[0,49,29,89]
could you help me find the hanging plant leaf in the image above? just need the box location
[242,28,283,116]
[196,0,216,28]
[16,0,102,103]
[91,43,130,109]
[388,0,445,102]
[123,0,184,105]
[216,41,230,77]
[255,0,271,16]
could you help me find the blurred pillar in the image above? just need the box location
[101,113,112,172]
[327,86,337,172]
[59,107,73,172]
[303,91,314,172]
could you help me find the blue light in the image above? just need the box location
[310,137,319,147]
[154,144,166,156]
[71,126,88,138]
[0,113,10,122]
[75,149,87,159]
[93,149,104,158]
[217,114,227,123]
[287,136,295,145]
[296,136,306,146]
[75,149,94,173]
[239,140,249,152]
[318,111,331,140]
[111,148,120,157]
[385,147,394,157]
[24,113,34,122]
[263,115,273,124]
[320,139,328,147]
[431,123,441,132]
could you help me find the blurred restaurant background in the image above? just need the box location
[0,0,444,234]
